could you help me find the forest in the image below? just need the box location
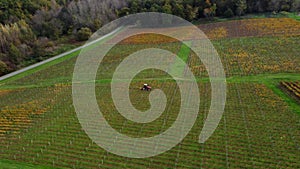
[0,0,299,76]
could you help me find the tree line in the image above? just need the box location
[0,0,299,75]
[0,0,126,75]
[119,0,300,21]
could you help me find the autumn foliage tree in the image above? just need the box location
[0,60,9,75]
[76,27,92,41]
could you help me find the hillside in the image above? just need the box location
[0,17,299,168]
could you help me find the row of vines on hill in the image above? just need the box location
[0,83,299,168]
[280,81,300,101]
[199,18,300,40]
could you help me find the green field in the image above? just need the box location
[0,18,300,168]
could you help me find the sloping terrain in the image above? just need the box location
[0,18,299,168]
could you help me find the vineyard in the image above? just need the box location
[280,81,300,102]
[0,17,300,168]
[199,18,300,39]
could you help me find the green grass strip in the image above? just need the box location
[281,11,300,21]
[168,42,191,76]
[226,73,300,83]
[1,73,299,90]
[177,42,191,63]
[263,78,300,116]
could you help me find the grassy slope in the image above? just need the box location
[0,37,299,117]
[0,18,300,168]
[0,38,298,120]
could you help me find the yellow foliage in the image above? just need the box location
[0,86,65,137]
[242,18,300,37]
[206,27,228,40]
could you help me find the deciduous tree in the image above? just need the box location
[77,27,92,41]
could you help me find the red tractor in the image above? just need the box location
[141,84,152,91]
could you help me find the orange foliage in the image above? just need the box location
[199,18,300,40]
[0,86,65,137]
[120,33,178,44]
[242,18,300,37]
[206,27,228,39]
